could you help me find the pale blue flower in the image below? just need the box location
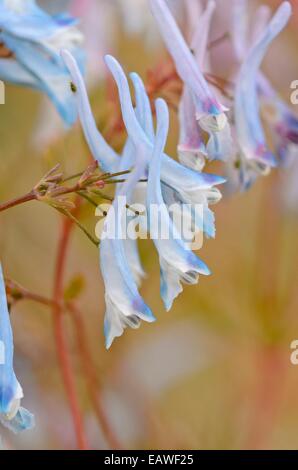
[100,150,155,349]
[61,49,119,171]
[259,73,298,165]
[234,1,292,189]
[0,0,85,125]
[147,98,210,311]
[0,264,34,433]
[149,0,231,162]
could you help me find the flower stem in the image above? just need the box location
[57,208,99,247]
[0,190,36,213]
[52,209,89,450]
[67,302,121,449]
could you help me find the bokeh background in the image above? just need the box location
[0,0,298,450]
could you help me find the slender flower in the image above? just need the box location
[0,0,85,125]
[231,0,296,163]
[61,49,119,172]
[100,150,155,349]
[149,0,231,162]
[0,264,34,433]
[259,73,298,166]
[147,98,210,311]
[178,0,233,169]
[234,1,292,189]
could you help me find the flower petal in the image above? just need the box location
[61,49,119,171]
[234,2,292,177]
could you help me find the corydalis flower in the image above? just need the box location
[259,73,298,165]
[148,98,210,311]
[0,264,34,433]
[234,1,292,189]
[100,151,155,349]
[62,50,223,345]
[149,0,231,162]
[178,0,232,171]
[0,0,85,125]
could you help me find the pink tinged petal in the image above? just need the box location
[149,0,225,116]
[61,49,119,173]
[178,87,207,171]
[178,0,216,169]
[231,0,249,62]
[235,2,292,169]
[184,0,204,41]
[191,0,216,67]
[251,5,272,46]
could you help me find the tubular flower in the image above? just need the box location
[100,150,155,349]
[0,0,85,125]
[149,0,231,162]
[259,73,298,166]
[233,1,292,189]
[147,98,210,311]
[0,264,34,433]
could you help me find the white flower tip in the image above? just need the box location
[199,112,228,133]
[104,54,118,70]
[5,398,21,421]
[273,1,292,27]
[281,1,292,15]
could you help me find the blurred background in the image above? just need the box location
[0,0,298,450]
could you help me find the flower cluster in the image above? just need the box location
[149,0,296,191]
[62,49,223,348]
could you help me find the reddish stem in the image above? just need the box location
[52,209,88,450]
[68,303,121,449]
[245,346,286,449]
[0,191,36,213]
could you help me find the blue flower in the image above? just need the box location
[0,0,85,125]
[149,0,231,162]
[62,50,224,345]
[100,151,155,349]
[234,1,292,189]
[259,74,298,166]
[0,263,34,433]
[147,98,211,310]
